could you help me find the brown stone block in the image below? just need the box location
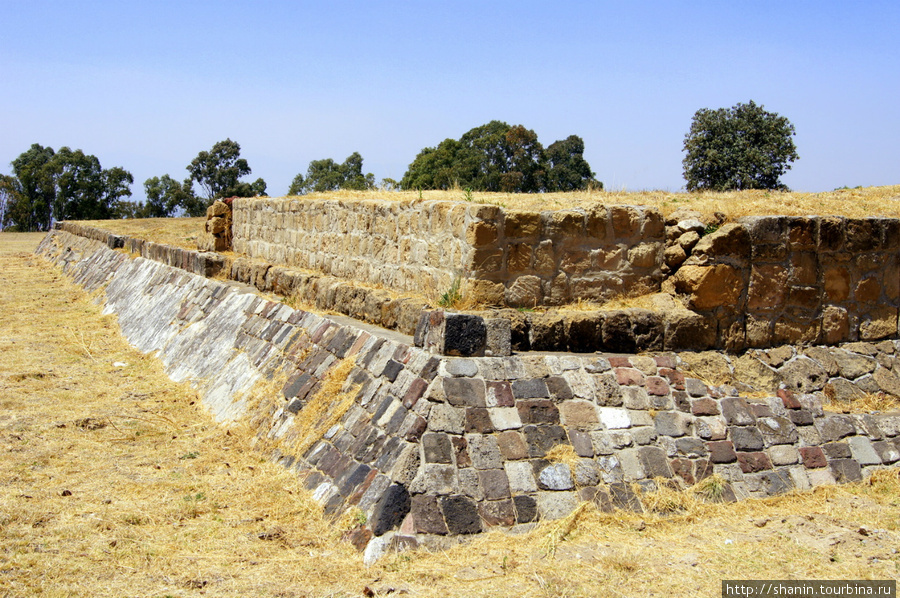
[586,206,608,240]
[787,286,821,309]
[691,223,751,261]
[465,280,505,306]
[818,217,846,251]
[737,451,772,473]
[560,250,592,275]
[859,306,898,341]
[628,242,661,269]
[543,210,585,239]
[748,264,789,310]
[745,315,773,348]
[707,440,737,463]
[672,264,744,311]
[504,211,541,239]
[610,206,641,238]
[788,217,817,249]
[774,315,820,345]
[846,219,881,252]
[885,255,900,300]
[533,240,555,274]
[823,267,851,302]
[470,248,503,275]
[790,252,818,286]
[507,243,533,273]
[642,209,666,239]
[882,220,900,250]
[855,277,881,304]
[496,430,527,460]
[466,221,498,247]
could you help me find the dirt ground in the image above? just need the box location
[0,232,898,598]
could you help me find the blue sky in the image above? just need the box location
[2,1,898,202]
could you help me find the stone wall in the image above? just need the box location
[667,217,900,351]
[36,228,900,552]
[231,198,665,307]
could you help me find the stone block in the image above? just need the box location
[538,463,575,490]
[737,451,772,473]
[638,446,673,478]
[422,432,453,464]
[488,407,522,431]
[478,499,516,528]
[411,494,449,535]
[442,377,487,407]
[757,416,798,445]
[464,407,494,434]
[522,425,568,458]
[478,469,511,500]
[829,459,863,483]
[495,430,527,460]
[512,494,539,523]
[816,416,855,442]
[517,399,560,424]
[440,495,482,534]
[691,398,720,416]
[371,484,411,536]
[559,400,600,427]
[872,440,900,464]
[466,434,503,469]
[428,403,465,433]
[847,436,882,465]
[767,445,800,466]
[598,407,631,430]
[822,442,852,460]
[720,398,755,426]
[484,318,512,357]
[673,264,744,311]
[707,440,737,463]
[730,426,764,451]
[617,449,646,481]
[537,491,579,521]
[654,411,692,437]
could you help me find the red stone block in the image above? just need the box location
[799,446,827,468]
[737,451,772,473]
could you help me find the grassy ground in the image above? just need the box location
[1,232,899,597]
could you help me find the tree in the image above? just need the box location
[142,175,195,218]
[682,100,799,191]
[401,121,601,193]
[4,143,133,230]
[288,152,375,195]
[545,135,601,191]
[186,138,266,202]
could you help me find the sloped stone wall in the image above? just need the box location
[36,228,900,550]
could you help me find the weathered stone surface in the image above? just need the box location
[440,495,482,534]
[847,436,882,465]
[371,484,411,536]
[828,459,862,483]
[672,264,744,310]
[778,358,828,393]
[411,494,449,535]
[707,440,737,463]
[831,349,877,380]
[538,463,575,490]
[654,411,692,437]
[756,417,798,446]
[730,426,765,451]
[720,398,755,426]
[816,416,856,442]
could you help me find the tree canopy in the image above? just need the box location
[288,152,375,195]
[1,144,133,231]
[400,121,601,192]
[186,138,267,201]
[682,100,799,191]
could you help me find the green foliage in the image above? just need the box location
[438,277,463,308]
[141,175,196,218]
[682,100,799,191]
[187,138,258,201]
[3,143,134,231]
[288,152,375,195]
[401,121,601,193]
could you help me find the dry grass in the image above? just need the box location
[2,231,900,597]
[77,218,204,250]
[288,184,900,220]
